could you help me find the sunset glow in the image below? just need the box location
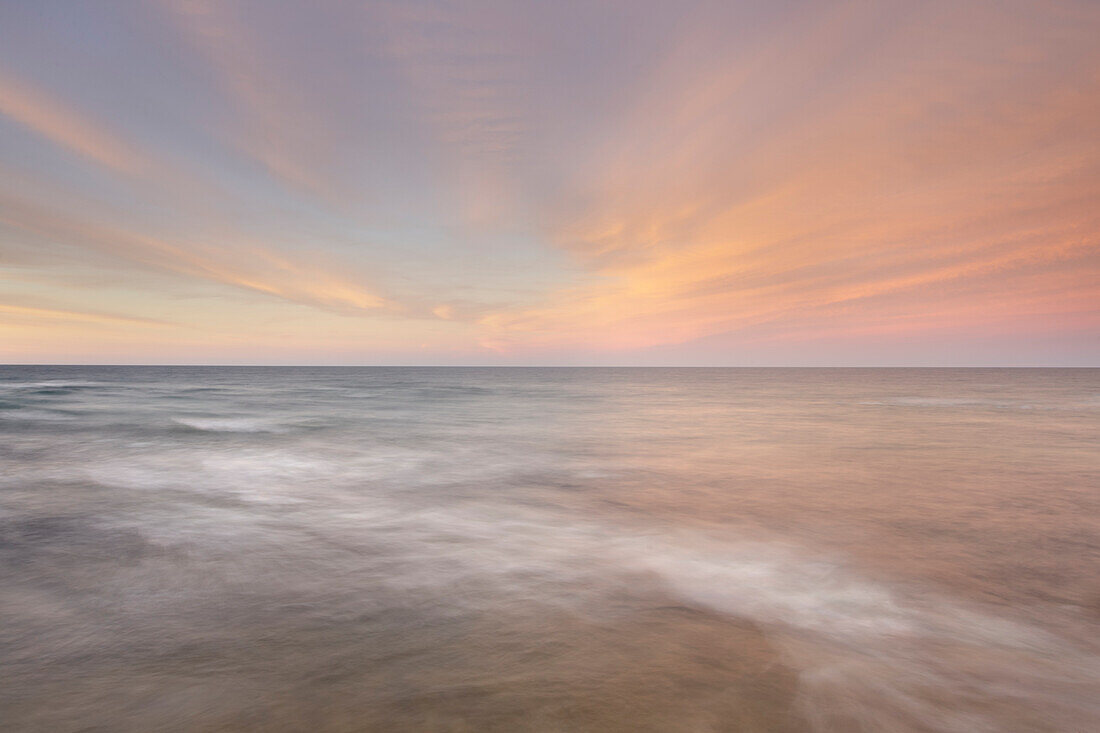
[1,0,1097,364]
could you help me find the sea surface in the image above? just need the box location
[1,366,1098,732]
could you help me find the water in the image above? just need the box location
[1,366,1098,732]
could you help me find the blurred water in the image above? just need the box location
[1,366,1098,732]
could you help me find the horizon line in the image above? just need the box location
[1,364,1096,369]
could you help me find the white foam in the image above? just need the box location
[307,504,1100,732]
[6,428,1098,731]
[0,409,77,421]
[0,380,107,390]
[619,536,1100,732]
[171,417,292,433]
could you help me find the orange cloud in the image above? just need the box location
[0,70,145,174]
[476,1,1100,356]
[160,0,328,196]
[0,302,169,328]
[0,197,390,316]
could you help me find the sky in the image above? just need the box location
[0,0,1097,365]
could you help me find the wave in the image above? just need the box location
[0,408,78,421]
[0,380,109,391]
[635,538,1100,732]
[6,429,1098,732]
[204,488,1094,732]
[304,503,1100,733]
[171,417,296,433]
[858,397,1022,408]
[858,395,1100,411]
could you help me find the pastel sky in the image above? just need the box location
[1,0,1097,365]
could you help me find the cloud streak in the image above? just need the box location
[0,196,390,317]
[474,0,1100,359]
[0,301,170,328]
[0,70,145,174]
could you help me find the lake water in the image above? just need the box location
[2,366,1098,732]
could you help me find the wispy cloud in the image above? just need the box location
[371,0,530,227]
[0,300,170,328]
[375,1,525,163]
[1,0,1097,363]
[0,70,145,174]
[161,0,338,198]
[0,196,390,316]
[476,0,1100,356]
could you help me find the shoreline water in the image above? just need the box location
[2,367,1098,731]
